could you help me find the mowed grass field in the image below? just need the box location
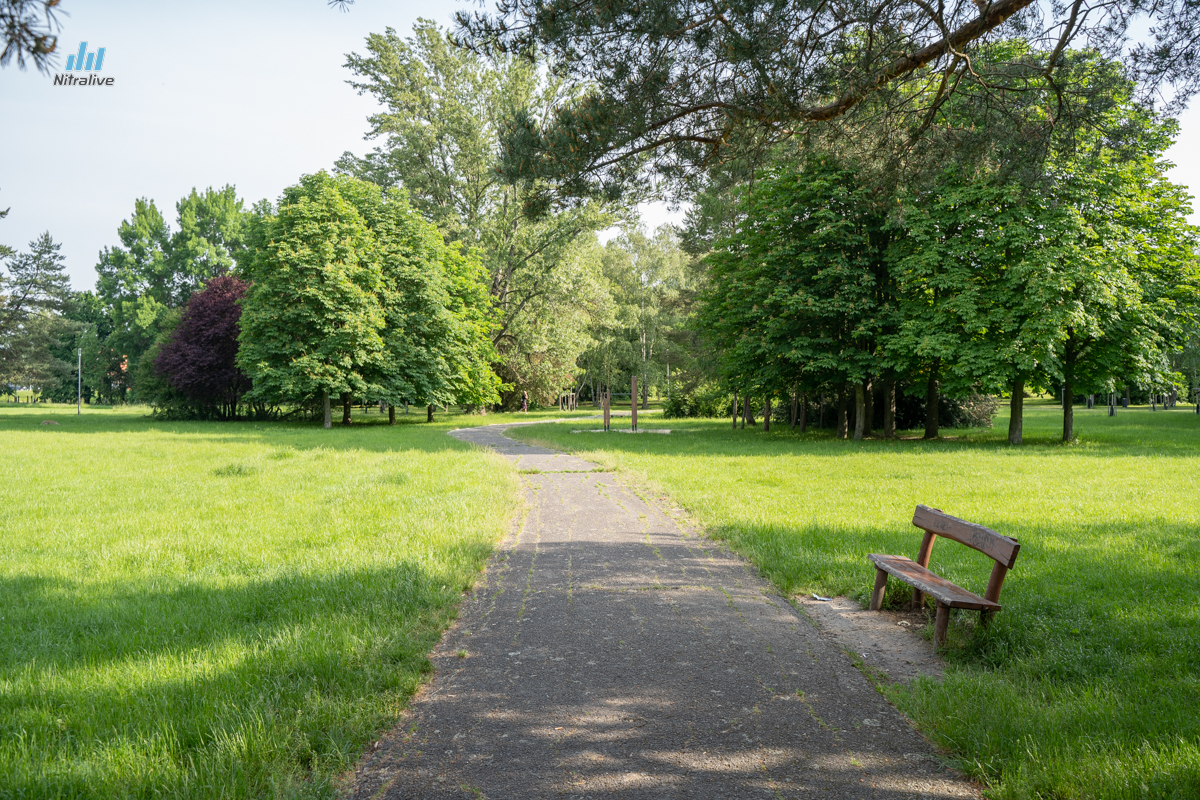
[510,401,1200,799]
[0,404,576,799]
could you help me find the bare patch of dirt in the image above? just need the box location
[796,595,943,682]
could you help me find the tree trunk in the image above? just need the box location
[790,392,798,430]
[641,374,648,410]
[853,382,866,440]
[323,391,332,429]
[837,385,849,439]
[883,379,896,439]
[427,403,434,423]
[732,392,739,431]
[1124,386,1130,408]
[764,398,771,432]
[799,393,807,433]
[388,404,395,425]
[923,359,940,440]
[1062,377,1074,440]
[1008,378,1024,445]
[743,394,755,428]
[864,379,874,437]
[342,393,352,425]
[1062,336,1075,441]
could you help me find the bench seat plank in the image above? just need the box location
[868,554,1001,611]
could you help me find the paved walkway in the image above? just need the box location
[345,424,977,799]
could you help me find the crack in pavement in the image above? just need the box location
[343,423,979,799]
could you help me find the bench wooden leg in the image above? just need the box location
[934,603,950,646]
[869,568,888,611]
[980,609,992,628]
[911,587,924,610]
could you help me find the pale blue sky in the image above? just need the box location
[0,1,1196,290]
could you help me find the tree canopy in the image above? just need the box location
[237,171,499,424]
[456,0,1200,198]
[338,19,616,406]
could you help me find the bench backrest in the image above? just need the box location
[912,505,1020,569]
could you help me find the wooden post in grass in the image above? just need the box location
[631,376,638,431]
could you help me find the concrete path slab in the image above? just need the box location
[343,424,978,799]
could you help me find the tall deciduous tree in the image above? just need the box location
[237,172,386,427]
[93,186,250,400]
[596,226,691,409]
[238,171,500,425]
[699,157,892,439]
[338,19,615,406]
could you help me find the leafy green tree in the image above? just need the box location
[334,174,501,416]
[92,187,250,400]
[594,226,691,408]
[237,172,387,427]
[239,172,499,425]
[699,157,893,439]
[893,103,1198,442]
[339,19,616,406]
[889,172,1058,443]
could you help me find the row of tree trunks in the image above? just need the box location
[790,392,808,432]
[323,391,410,427]
[737,383,914,438]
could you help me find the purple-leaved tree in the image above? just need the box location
[154,274,250,419]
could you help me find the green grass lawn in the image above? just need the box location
[0,403,581,799]
[509,401,1200,799]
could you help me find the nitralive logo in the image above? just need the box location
[53,42,114,86]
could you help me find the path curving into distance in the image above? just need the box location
[345,422,978,799]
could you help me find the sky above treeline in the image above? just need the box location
[1,0,1197,290]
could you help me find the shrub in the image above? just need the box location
[663,381,732,418]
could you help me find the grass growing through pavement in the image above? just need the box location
[510,401,1200,799]
[0,403,561,799]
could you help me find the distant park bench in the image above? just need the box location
[869,505,1021,646]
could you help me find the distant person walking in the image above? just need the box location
[521,391,528,413]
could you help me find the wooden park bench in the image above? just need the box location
[868,505,1020,646]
